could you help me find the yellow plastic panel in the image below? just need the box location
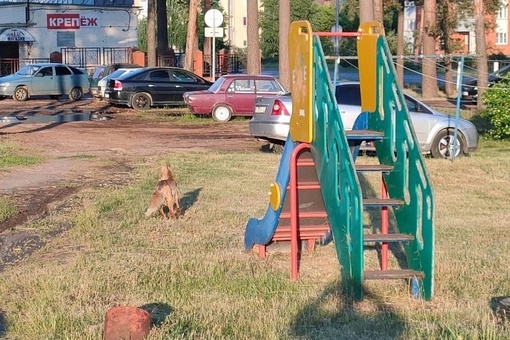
[289,20,314,143]
[268,182,281,211]
[357,21,385,113]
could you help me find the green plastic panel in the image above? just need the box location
[367,36,435,300]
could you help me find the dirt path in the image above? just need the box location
[0,97,265,269]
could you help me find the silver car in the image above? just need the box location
[0,63,89,101]
[249,82,479,159]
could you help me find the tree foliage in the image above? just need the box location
[481,79,510,139]
[137,0,227,54]
[259,0,336,58]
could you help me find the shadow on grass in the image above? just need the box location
[139,302,173,328]
[180,188,202,214]
[490,296,510,324]
[289,282,407,339]
[0,309,6,337]
[357,174,408,271]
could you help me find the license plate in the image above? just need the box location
[255,106,266,114]
[104,93,109,98]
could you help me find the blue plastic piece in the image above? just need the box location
[243,135,298,250]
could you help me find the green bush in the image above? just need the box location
[481,79,510,139]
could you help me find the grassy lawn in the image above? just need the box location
[0,137,509,339]
[0,143,43,223]
[0,143,42,171]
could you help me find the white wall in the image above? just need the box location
[0,4,139,60]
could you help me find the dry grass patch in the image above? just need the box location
[1,146,510,339]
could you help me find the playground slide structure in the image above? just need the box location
[244,21,434,301]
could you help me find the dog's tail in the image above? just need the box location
[145,192,162,217]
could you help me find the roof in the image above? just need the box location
[219,74,277,79]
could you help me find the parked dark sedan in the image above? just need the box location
[104,67,213,110]
[462,63,510,101]
[183,74,286,122]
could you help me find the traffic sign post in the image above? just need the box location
[204,9,224,80]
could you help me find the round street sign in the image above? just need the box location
[204,9,223,28]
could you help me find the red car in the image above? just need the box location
[183,74,286,122]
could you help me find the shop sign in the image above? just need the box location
[47,14,100,29]
[0,28,35,42]
[4,29,26,41]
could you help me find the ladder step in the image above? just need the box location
[364,233,414,243]
[280,211,327,219]
[287,181,321,190]
[355,164,393,172]
[346,129,384,141]
[297,159,315,167]
[275,225,330,233]
[364,269,424,280]
[363,198,403,207]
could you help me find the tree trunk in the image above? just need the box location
[147,0,156,67]
[421,0,438,99]
[374,0,383,24]
[475,0,487,110]
[359,0,374,23]
[184,0,199,72]
[156,0,169,64]
[247,0,261,75]
[443,58,455,97]
[414,6,424,61]
[396,5,404,88]
[203,0,212,71]
[279,0,291,89]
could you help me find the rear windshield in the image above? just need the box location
[107,69,129,79]
[92,67,105,79]
[69,66,85,75]
[335,84,361,106]
[208,77,225,92]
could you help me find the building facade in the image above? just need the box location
[0,0,140,73]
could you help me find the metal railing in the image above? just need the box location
[0,58,50,76]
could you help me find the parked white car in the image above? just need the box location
[97,68,141,99]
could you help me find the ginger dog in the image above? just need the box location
[145,164,181,220]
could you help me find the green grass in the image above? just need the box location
[0,197,18,222]
[1,142,510,339]
[0,143,42,170]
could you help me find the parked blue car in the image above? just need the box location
[0,63,90,101]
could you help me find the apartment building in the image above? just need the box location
[218,0,248,49]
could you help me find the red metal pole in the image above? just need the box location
[381,178,389,270]
[314,32,362,37]
[290,143,310,280]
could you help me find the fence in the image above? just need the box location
[0,58,50,76]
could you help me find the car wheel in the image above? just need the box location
[430,129,465,159]
[212,105,232,122]
[69,87,83,101]
[14,87,28,102]
[131,93,151,110]
[50,95,60,100]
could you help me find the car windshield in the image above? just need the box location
[492,63,510,77]
[208,77,225,93]
[16,65,40,76]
